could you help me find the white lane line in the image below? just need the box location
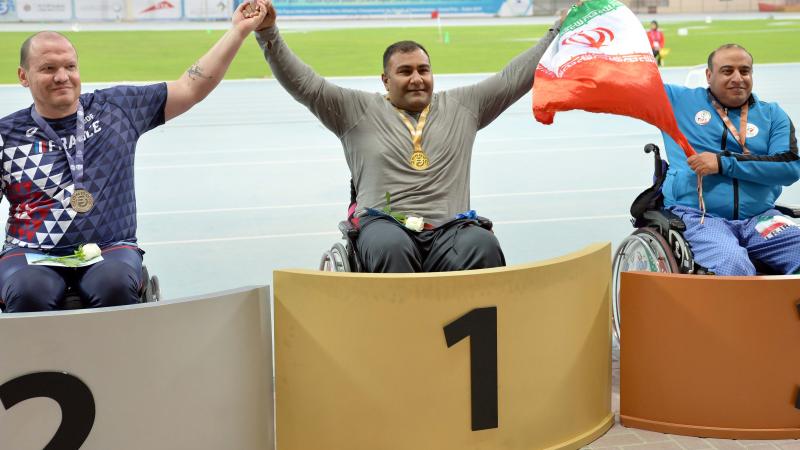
[137,145,342,156]
[138,201,343,216]
[474,186,642,198]
[475,132,655,144]
[135,145,643,169]
[136,186,643,217]
[135,132,656,158]
[137,157,342,169]
[1,63,797,89]
[141,231,340,246]
[139,214,629,246]
[474,145,640,155]
[494,214,629,225]
[693,28,800,35]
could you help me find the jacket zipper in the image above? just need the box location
[719,117,740,219]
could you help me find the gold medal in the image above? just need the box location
[395,104,432,171]
[410,150,429,170]
[70,189,94,214]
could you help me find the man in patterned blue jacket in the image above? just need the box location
[661,44,800,275]
[0,2,269,312]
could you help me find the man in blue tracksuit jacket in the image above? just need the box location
[661,44,800,275]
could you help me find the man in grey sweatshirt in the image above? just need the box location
[252,5,561,273]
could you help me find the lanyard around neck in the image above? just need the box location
[31,102,95,213]
[710,99,749,155]
[394,104,431,170]
[30,102,87,189]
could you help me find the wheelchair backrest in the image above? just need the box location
[630,144,669,228]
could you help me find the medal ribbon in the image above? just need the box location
[31,102,87,191]
[711,99,749,155]
[395,104,431,169]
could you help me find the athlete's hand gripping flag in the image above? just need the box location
[532,0,704,215]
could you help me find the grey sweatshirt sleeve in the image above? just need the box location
[255,26,370,137]
[448,24,560,129]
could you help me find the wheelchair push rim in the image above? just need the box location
[611,228,679,342]
[319,243,351,272]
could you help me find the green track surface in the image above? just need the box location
[1,19,797,83]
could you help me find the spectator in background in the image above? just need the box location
[648,20,665,66]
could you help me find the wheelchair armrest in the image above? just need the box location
[338,220,360,240]
[642,209,686,233]
[775,203,800,219]
[476,216,493,231]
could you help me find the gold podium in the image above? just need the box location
[274,243,613,450]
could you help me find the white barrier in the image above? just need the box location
[0,286,274,450]
[0,0,235,21]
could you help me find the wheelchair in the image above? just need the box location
[318,180,362,272]
[319,181,494,272]
[611,144,800,340]
[319,218,362,273]
[61,264,161,309]
[0,264,160,312]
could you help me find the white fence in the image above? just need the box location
[0,0,236,22]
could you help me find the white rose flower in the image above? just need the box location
[81,243,102,260]
[404,216,425,232]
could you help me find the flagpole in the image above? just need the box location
[431,9,442,42]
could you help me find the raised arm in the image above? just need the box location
[164,1,268,122]
[252,4,369,137]
[448,18,562,129]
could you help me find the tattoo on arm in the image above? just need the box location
[186,62,212,81]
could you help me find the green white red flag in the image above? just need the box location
[532,0,696,158]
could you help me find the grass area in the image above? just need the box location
[1,18,798,84]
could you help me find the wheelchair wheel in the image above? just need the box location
[319,251,334,271]
[146,275,160,303]
[611,228,679,342]
[319,243,352,272]
[331,243,351,272]
[139,266,158,303]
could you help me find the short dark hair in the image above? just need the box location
[382,41,430,72]
[20,31,75,69]
[650,20,658,27]
[707,43,753,70]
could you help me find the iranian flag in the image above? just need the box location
[532,0,695,158]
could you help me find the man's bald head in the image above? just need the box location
[18,30,82,119]
[20,31,76,70]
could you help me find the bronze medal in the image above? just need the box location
[70,189,94,213]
